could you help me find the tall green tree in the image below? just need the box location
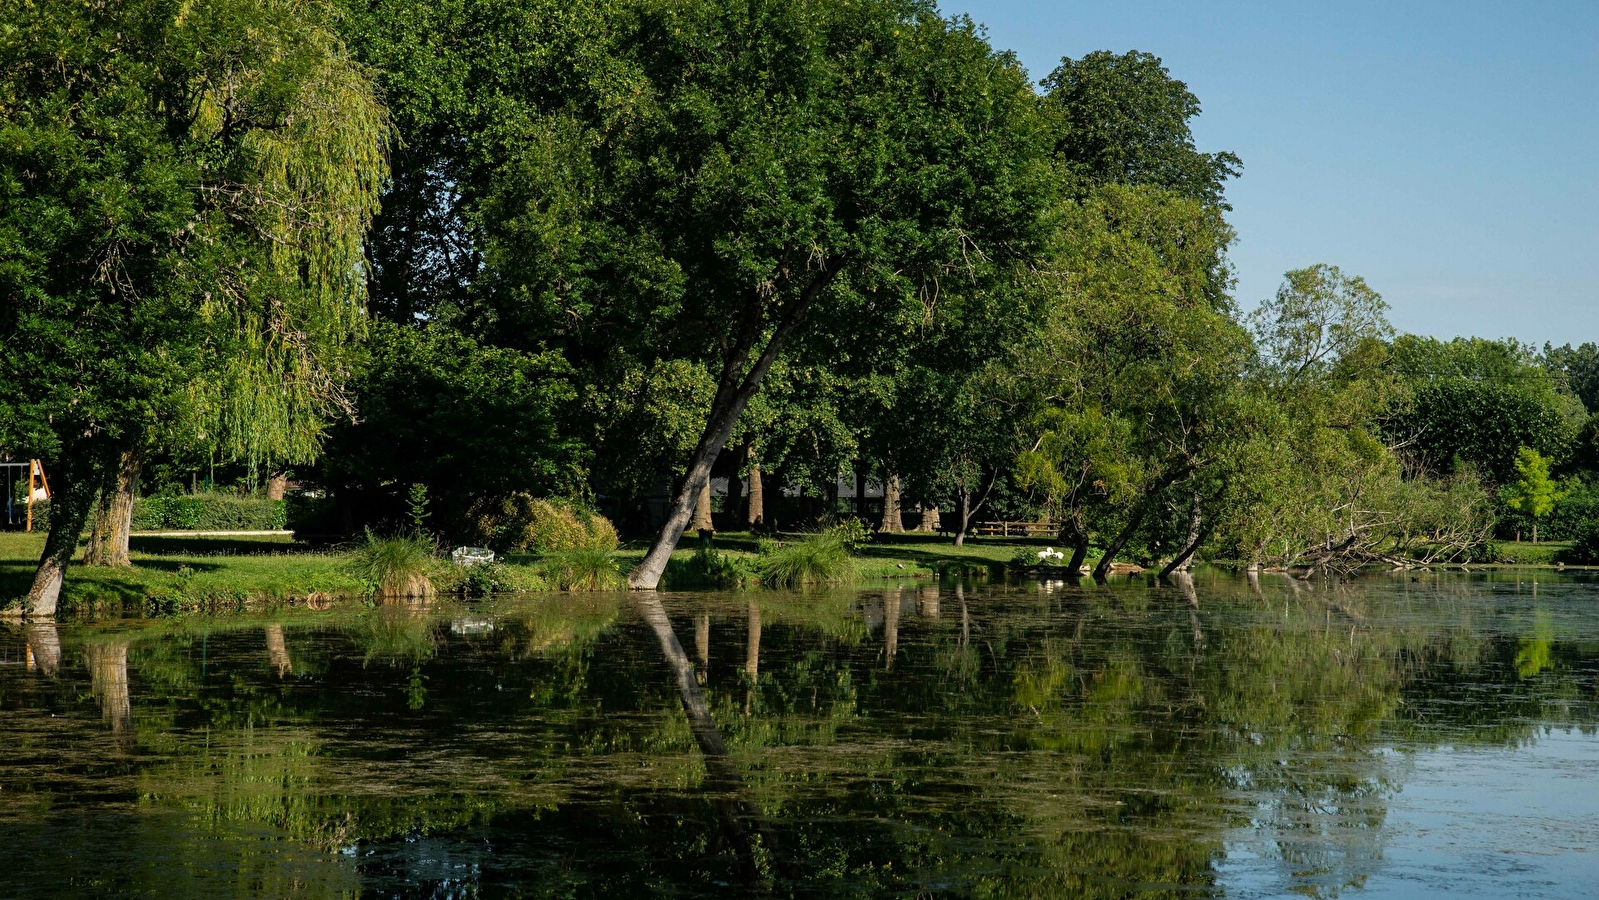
[1013,184,1247,576]
[0,0,387,613]
[1040,50,1242,208]
[1543,341,1599,413]
[1387,336,1583,484]
[1500,447,1563,543]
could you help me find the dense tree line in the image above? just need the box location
[4,0,1595,610]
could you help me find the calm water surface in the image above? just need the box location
[2,571,1597,898]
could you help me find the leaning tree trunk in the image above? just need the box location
[629,262,845,590]
[26,441,115,617]
[746,462,765,529]
[1159,490,1205,578]
[1092,506,1147,581]
[84,449,142,568]
[879,473,903,533]
[954,492,970,547]
[1066,533,1090,577]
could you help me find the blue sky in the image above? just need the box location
[948,1,1599,346]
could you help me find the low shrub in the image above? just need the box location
[540,548,624,591]
[1490,541,1567,566]
[756,528,854,587]
[347,530,436,599]
[20,499,48,531]
[1567,522,1599,564]
[453,561,506,597]
[820,516,873,551]
[471,494,618,554]
[1467,540,1501,564]
[937,559,1003,579]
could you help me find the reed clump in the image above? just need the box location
[347,529,436,600]
[540,548,624,591]
[756,528,855,587]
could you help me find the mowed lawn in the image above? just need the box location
[0,531,358,611]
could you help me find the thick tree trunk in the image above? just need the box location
[266,470,289,501]
[746,462,765,529]
[918,505,940,533]
[879,473,903,533]
[629,263,843,590]
[691,480,714,539]
[84,449,141,568]
[919,584,939,617]
[1159,490,1205,578]
[1066,534,1090,577]
[26,442,114,617]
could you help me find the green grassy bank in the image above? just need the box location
[0,529,1047,615]
[3,527,1585,617]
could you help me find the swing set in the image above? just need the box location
[2,460,50,531]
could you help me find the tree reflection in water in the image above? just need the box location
[0,572,1595,898]
[633,592,795,885]
[85,639,135,745]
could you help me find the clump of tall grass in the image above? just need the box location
[347,529,436,600]
[756,528,856,588]
[668,543,756,590]
[540,548,624,591]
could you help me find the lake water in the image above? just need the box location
[1,571,1597,898]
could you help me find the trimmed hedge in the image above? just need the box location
[132,495,287,531]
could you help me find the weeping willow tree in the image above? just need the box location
[1,0,388,607]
